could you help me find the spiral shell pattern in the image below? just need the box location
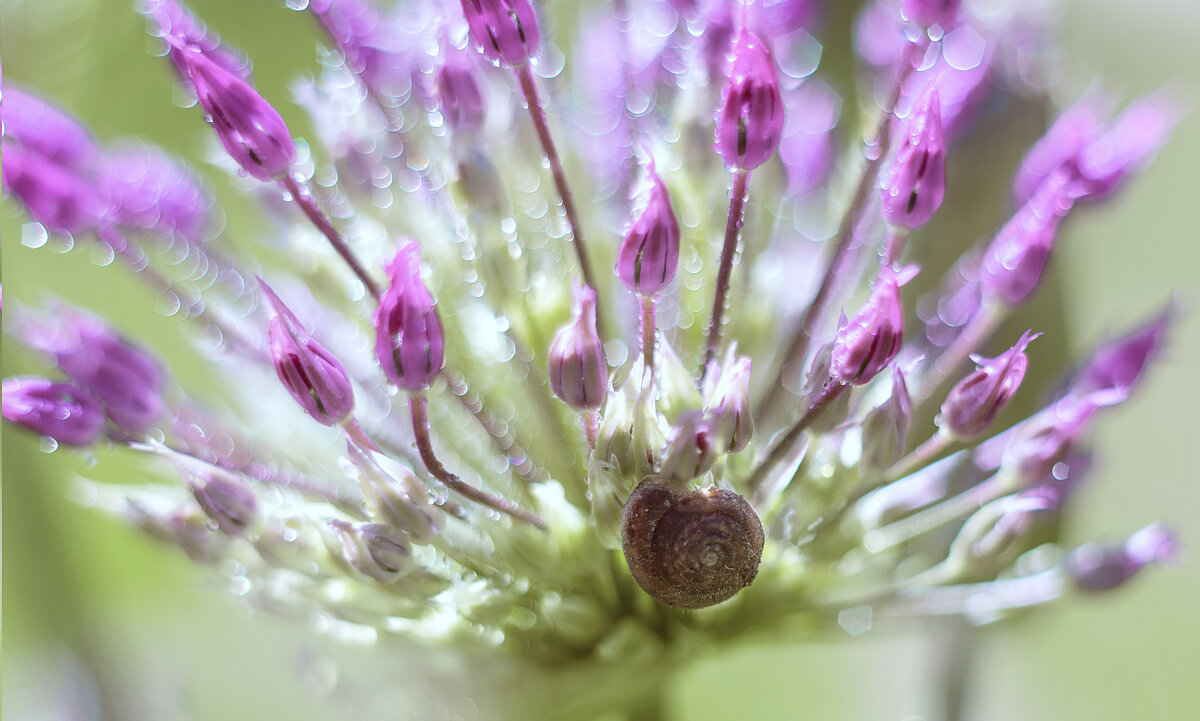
[620,476,765,609]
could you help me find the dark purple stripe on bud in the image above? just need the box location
[940,330,1038,440]
[880,85,946,230]
[373,242,446,393]
[714,29,784,171]
[460,0,541,68]
[436,47,487,133]
[617,161,680,297]
[548,284,607,411]
[261,280,356,427]
[2,377,107,447]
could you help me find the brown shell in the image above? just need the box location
[620,476,764,609]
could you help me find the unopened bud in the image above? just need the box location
[548,284,607,411]
[660,411,718,482]
[714,29,784,171]
[188,467,259,536]
[831,267,913,385]
[2,377,106,447]
[373,242,446,393]
[880,85,946,230]
[940,330,1038,440]
[1069,523,1178,592]
[702,346,753,453]
[460,0,541,68]
[616,161,680,297]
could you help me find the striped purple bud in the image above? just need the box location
[1069,523,1178,592]
[1,144,107,235]
[2,85,101,172]
[714,29,784,171]
[262,280,355,427]
[548,284,607,411]
[2,377,106,447]
[373,242,445,393]
[187,467,259,536]
[940,330,1038,439]
[981,168,1075,306]
[831,267,912,386]
[436,48,487,133]
[142,0,251,89]
[460,0,541,68]
[1068,306,1172,403]
[880,85,946,230]
[105,143,213,243]
[175,48,296,181]
[616,162,680,297]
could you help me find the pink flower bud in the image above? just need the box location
[188,467,259,536]
[1069,523,1178,592]
[831,267,912,385]
[2,85,101,172]
[105,143,213,243]
[373,242,446,393]
[880,85,946,229]
[1002,396,1097,483]
[548,284,607,411]
[1073,92,1179,202]
[940,330,1038,439]
[616,162,680,297]
[860,366,913,473]
[460,0,541,68]
[143,0,251,89]
[714,29,784,171]
[2,377,106,447]
[17,306,167,432]
[702,348,754,454]
[307,0,410,91]
[900,0,962,29]
[436,48,487,133]
[1068,306,1172,404]
[0,144,108,235]
[1011,92,1108,205]
[178,48,296,181]
[261,280,356,426]
[980,168,1075,306]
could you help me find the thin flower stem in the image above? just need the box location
[280,173,381,300]
[862,473,1007,553]
[516,63,599,296]
[757,41,922,421]
[881,225,909,266]
[582,409,600,451]
[935,620,976,721]
[342,417,381,453]
[883,569,1068,618]
[409,395,547,529]
[640,294,657,377]
[445,371,546,485]
[885,429,957,483]
[701,167,751,381]
[745,380,847,493]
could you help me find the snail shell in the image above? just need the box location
[620,476,764,609]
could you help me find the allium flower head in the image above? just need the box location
[3,1,1187,716]
[373,242,445,393]
[714,28,785,171]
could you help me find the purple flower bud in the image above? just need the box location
[1068,306,1172,404]
[860,366,913,473]
[188,467,259,536]
[0,144,108,234]
[105,143,213,243]
[1011,93,1108,205]
[980,168,1075,306]
[702,348,754,454]
[1073,92,1179,202]
[548,284,607,411]
[831,267,912,385]
[940,330,1038,440]
[1002,396,1097,483]
[660,411,718,481]
[756,0,821,37]
[373,242,446,393]
[895,29,992,141]
[17,306,167,432]
[460,0,541,68]
[880,85,946,229]
[143,0,251,89]
[1069,523,1178,592]
[616,162,680,297]
[307,0,411,91]
[177,48,296,181]
[2,86,101,172]
[714,29,785,171]
[436,48,487,133]
[900,0,962,29]
[261,280,355,427]
[2,377,106,447]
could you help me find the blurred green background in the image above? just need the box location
[3,1,1199,719]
